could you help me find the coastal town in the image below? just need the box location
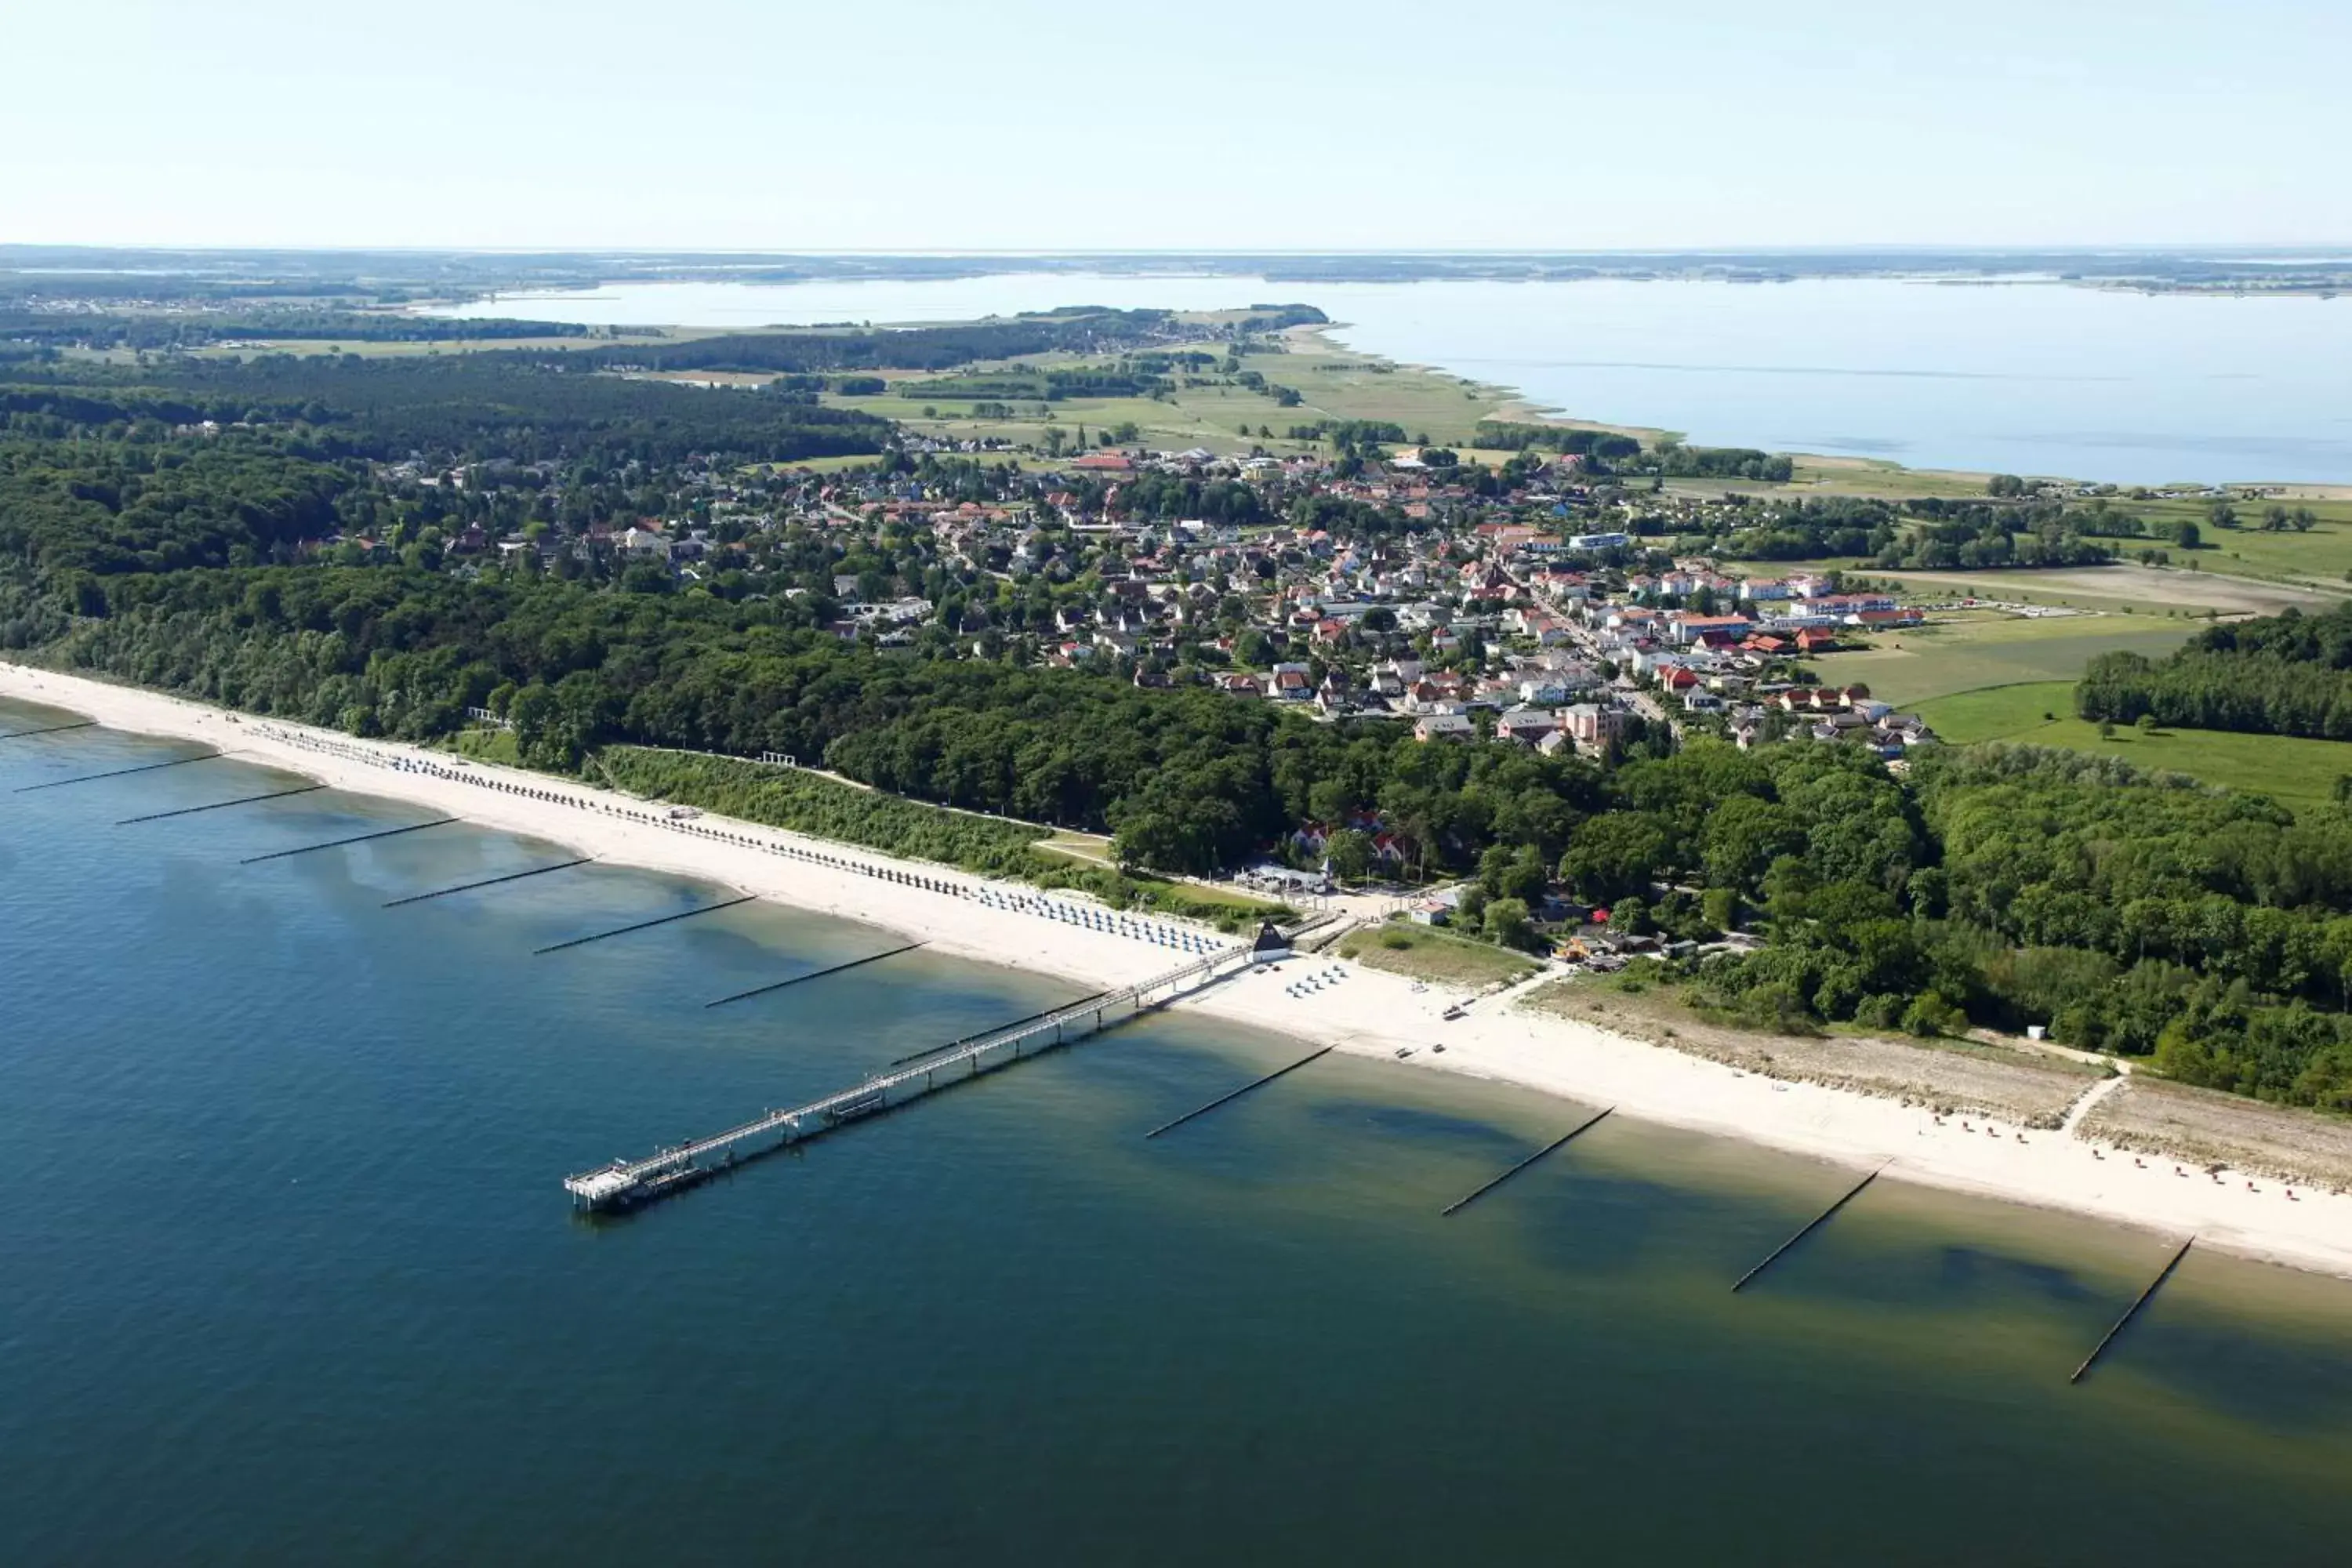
[365,436,1944,768]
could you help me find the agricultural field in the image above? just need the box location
[1913,681,2352,810]
[1808,610,2198,707]
[1862,564,2338,617]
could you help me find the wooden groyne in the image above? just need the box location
[2071,1236,2194,1385]
[0,719,96,743]
[1732,1161,1889,1293]
[241,818,459,864]
[565,943,1260,1213]
[702,941,927,1007]
[16,750,233,792]
[1440,1106,1615,1217]
[118,783,324,825]
[383,857,593,907]
[537,894,757,955]
[1144,1045,1334,1139]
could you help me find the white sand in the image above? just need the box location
[11,659,2352,1282]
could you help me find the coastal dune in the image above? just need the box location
[9,659,2352,1282]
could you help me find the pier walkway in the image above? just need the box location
[564,940,1267,1211]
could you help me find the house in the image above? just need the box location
[1668,613,1754,646]
[1414,713,1475,742]
[1563,703,1625,747]
[1495,706,1561,744]
[617,525,672,559]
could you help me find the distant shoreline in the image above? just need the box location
[12,658,2352,1277]
[1285,326,2352,501]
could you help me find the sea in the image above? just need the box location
[7,699,2352,1563]
[433,271,2352,487]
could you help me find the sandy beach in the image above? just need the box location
[9,659,2352,1282]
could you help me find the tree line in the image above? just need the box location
[2077,603,2352,739]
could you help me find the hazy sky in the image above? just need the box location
[7,0,2343,250]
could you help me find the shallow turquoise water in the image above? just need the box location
[5,699,2352,1564]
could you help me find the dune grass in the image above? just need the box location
[1338,922,1538,988]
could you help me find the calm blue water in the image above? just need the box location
[435,273,2352,485]
[8,697,2352,1565]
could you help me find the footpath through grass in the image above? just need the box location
[1915,683,2352,811]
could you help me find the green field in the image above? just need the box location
[1336,922,1538,988]
[1915,681,2352,810]
[1692,453,1991,503]
[2129,498,2352,588]
[1809,612,2197,707]
[1238,332,1534,446]
[814,325,1570,458]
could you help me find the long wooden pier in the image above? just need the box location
[564,942,1261,1212]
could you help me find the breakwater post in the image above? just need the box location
[1144,1046,1334,1139]
[1731,1161,1890,1293]
[241,818,460,864]
[16,750,235,792]
[2071,1236,2194,1385]
[1440,1106,1615,1216]
[383,857,594,907]
[702,941,928,1007]
[118,783,325,825]
[0,719,97,743]
[537,895,758,955]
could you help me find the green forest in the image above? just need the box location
[6,346,2352,1112]
[2078,602,2352,739]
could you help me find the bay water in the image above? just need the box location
[7,700,2352,1564]
[435,272,2352,486]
